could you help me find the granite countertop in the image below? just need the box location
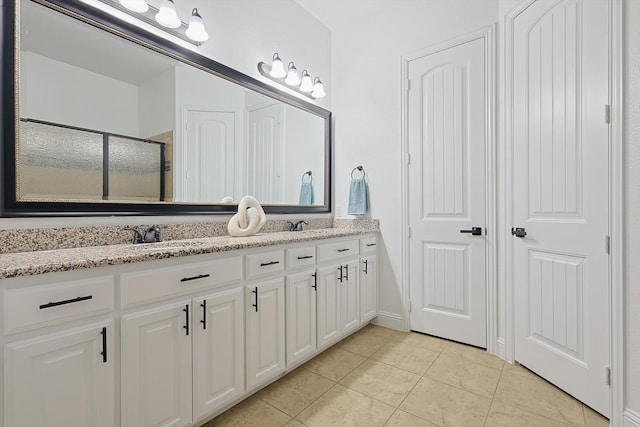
[0,228,376,280]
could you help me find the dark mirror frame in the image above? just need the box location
[1,0,332,217]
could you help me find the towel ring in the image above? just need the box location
[351,165,365,179]
[301,170,313,183]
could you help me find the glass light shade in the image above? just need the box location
[269,53,287,78]
[312,77,326,98]
[155,0,181,28]
[119,0,148,12]
[299,70,313,92]
[284,62,301,86]
[185,8,209,42]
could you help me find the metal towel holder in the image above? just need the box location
[351,165,366,179]
[301,170,313,183]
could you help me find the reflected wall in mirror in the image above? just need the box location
[4,0,331,215]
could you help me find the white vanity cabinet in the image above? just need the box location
[359,235,378,325]
[285,269,317,366]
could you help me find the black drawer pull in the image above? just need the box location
[183,304,189,336]
[100,327,107,363]
[200,300,207,330]
[338,265,343,283]
[252,287,259,312]
[366,243,377,247]
[297,255,313,260]
[39,295,93,310]
[363,259,369,274]
[337,248,350,252]
[260,261,280,267]
[180,274,210,282]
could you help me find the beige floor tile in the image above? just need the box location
[256,368,334,416]
[339,360,421,407]
[384,409,439,427]
[284,420,307,427]
[302,347,366,381]
[399,377,491,427]
[297,384,395,427]
[364,324,411,341]
[494,371,585,427]
[443,341,505,370]
[390,332,449,352]
[334,329,390,357]
[583,405,609,427]
[370,340,439,375]
[425,353,501,398]
[502,361,540,380]
[206,396,291,427]
[485,401,573,427]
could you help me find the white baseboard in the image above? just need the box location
[371,311,404,331]
[496,337,506,360]
[625,409,640,427]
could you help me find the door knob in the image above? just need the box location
[460,227,482,236]
[511,227,527,238]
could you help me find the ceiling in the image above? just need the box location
[293,0,392,31]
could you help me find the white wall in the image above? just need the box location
[139,68,175,138]
[624,0,640,422]
[20,51,139,136]
[331,0,499,327]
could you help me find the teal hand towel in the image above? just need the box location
[348,177,369,215]
[299,181,314,205]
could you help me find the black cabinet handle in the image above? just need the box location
[39,295,93,310]
[100,327,107,363]
[460,227,482,236]
[200,300,207,330]
[312,273,317,291]
[366,243,377,247]
[511,227,527,238]
[183,304,189,336]
[260,261,280,267]
[297,255,313,260]
[338,265,343,283]
[363,259,368,274]
[180,274,210,282]
[337,248,350,253]
[252,287,259,312]
[344,264,349,281]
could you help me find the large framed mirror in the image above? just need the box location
[1,0,331,216]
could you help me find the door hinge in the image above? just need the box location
[406,153,411,165]
[407,79,412,91]
[605,235,610,255]
[408,227,412,238]
[605,104,611,124]
[605,367,611,386]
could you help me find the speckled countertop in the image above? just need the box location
[0,228,376,280]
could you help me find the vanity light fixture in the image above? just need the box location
[101,0,209,46]
[258,53,326,100]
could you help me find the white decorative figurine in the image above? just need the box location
[227,196,267,237]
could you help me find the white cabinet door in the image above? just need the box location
[193,287,245,422]
[316,264,341,350]
[341,260,360,335]
[4,322,114,427]
[245,278,285,391]
[360,255,378,324]
[121,301,192,427]
[286,270,317,367]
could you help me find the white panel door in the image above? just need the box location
[193,287,245,421]
[184,109,237,202]
[246,104,284,203]
[316,264,341,349]
[408,37,487,347]
[511,0,609,415]
[245,278,285,391]
[285,270,317,366]
[121,301,192,427]
[4,322,114,427]
[360,255,378,324]
[341,261,360,336]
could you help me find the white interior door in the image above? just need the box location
[246,104,284,203]
[408,36,487,348]
[511,0,609,416]
[183,108,237,203]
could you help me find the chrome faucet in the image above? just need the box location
[124,225,162,244]
[287,220,309,232]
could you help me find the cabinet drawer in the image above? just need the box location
[121,256,242,308]
[286,246,316,270]
[3,276,114,334]
[360,236,378,254]
[317,239,359,264]
[246,250,285,280]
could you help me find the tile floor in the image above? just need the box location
[204,324,609,427]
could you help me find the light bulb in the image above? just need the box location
[119,0,148,12]
[185,8,209,42]
[300,70,313,92]
[284,62,301,86]
[312,77,326,98]
[269,53,286,78]
[155,0,181,29]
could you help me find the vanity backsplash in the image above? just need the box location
[0,218,378,254]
